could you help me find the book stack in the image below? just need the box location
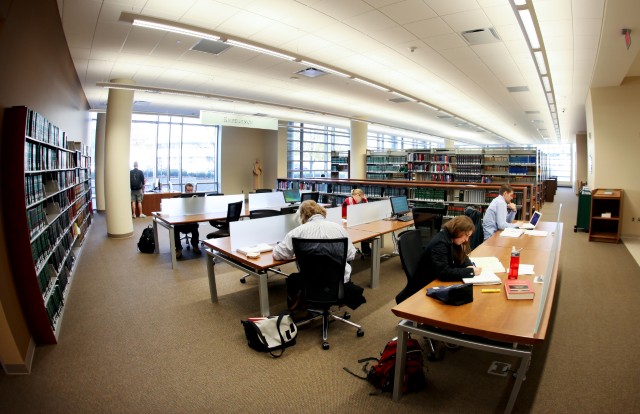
[505,279,535,300]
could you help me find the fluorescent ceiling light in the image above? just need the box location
[541,76,551,92]
[132,19,220,42]
[299,60,349,77]
[518,9,540,49]
[533,51,547,75]
[546,92,554,104]
[353,77,390,92]
[418,101,437,110]
[391,91,417,102]
[226,39,295,61]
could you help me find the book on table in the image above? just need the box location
[236,243,274,255]
[505,279,535,300]
[462,271,501,285]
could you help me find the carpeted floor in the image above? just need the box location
[1,187,639,414]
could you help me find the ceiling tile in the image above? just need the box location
[379,0,437,25]
[404,17,452,39]
[441,9,492,33]
[423,0,480,15]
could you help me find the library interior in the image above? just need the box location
[1,1,640,413]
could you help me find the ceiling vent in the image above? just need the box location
[437,114,453,119]
[507,86,530,93]
[460,28,501,45]
[191,39,231,55]
[296,67,328,78]
[389,97,411,103]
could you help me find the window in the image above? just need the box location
[538,143,573,185]
[367,131,434,150]
[287,122,349,178]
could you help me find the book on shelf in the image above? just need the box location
[505,279,535,300]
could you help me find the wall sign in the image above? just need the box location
[200,111,278,130]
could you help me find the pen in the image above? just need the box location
[481,288,501,293]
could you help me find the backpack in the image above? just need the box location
[130,169,143,190]
[137,225,155,253]
[344,337,426,394]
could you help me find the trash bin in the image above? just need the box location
[575,186,591,232]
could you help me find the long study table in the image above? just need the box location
[391,221,562,414]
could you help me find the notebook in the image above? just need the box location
[518,210,542,230]
[236,243,274,255]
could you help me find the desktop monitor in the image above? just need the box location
[390,195,410,218]
[283,188,301,204]
[300,192,319,202]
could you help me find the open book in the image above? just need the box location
[463,271,501,285]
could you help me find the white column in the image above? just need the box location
[350,120,368,179]
[104,79,135,238]
[95,112,106,212]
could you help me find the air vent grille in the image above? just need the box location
[460,27,501,45]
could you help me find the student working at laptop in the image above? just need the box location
[483,184,519,240]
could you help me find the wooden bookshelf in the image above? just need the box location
[589,188,623,243]
[330,150,350,179]
[1,106,93,344]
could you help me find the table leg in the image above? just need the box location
[152,218,159,255]
[206,250,218,303]
[392,323,409,401]
[370,236,381,289]
[258,272,270,316]
[168,225,177,269]
[505,351,531,414]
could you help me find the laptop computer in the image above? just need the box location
[518,211,542,230]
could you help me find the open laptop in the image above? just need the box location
[518,210,542,230]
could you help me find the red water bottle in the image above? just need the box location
[508,246,520,280]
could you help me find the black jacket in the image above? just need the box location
[416,229,475,287]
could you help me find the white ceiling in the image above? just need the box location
[57,0,640,146]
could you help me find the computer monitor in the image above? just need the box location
[283,188,301,204]
[300,192,319,202]
[390,195,410,218]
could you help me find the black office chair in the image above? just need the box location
[249,209,283,220]
[255,188,273,193]
[300,192,319,202]
[464,206,484,251]
[207,201,243,239]
[411,205,447,246]
[292,237,364,350]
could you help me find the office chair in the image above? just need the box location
[411,205,447,246]
[395,229,445,361]
[207,201,243,239]
[464,206,484,251]
[249,209,283,220]
[205,192,224,197]
[255,188,273,193]
[300,192,319,202]
[292,237,364,350]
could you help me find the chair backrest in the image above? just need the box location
[249,209,283,220]
[411,205,447,232]
[300,192,319,202]
[205,192,224,197]
[395,229,425,304]
[464,206,484,250]
[227,201,243,223]
[255,188,273,193]
[292,238,348,306]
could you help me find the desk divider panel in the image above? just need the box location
[161,194,244,216]
[229,214,299,251]
[248,192,286,210]
[325,206,342,224]
[346,199,392,227]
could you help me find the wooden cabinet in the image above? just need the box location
[589,189,623,243]
[1,106,92,344]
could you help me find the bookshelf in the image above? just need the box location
[1,106,93,344]
[330,150,350,179]
[588,189,623,243]
[366,150,409,180]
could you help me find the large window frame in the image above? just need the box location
[287,122,350,178]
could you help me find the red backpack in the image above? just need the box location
[344,337,426,394]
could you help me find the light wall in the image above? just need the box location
[586,78,640,237]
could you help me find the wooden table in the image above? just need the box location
[391,222,562,413]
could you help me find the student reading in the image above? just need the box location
[341,188,371,255]
[413,215,482,293]
[273,200,366,312]
[482,183,519,240]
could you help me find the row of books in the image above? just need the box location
[455,154,483,165]
[25,108,69,148]
[30,201,77,269]
[365,164,405,172]
[25,140,75,172]
[509,155,537,164]
[331,156,348,164]
[508,166,535,175]
[413,173,455,182]
[45,282,64,331]
[407,187,446,202]
[27,204,47,239]
[455,165,482,175]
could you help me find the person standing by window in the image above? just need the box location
[130,161,146,218]
[341,189,371,255]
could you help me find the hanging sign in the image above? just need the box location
[200,111,278,130]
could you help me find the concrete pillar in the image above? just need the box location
[350,120,368,179]
[277,121,288,183]
[104,79,135,238]
[95,113,106,212]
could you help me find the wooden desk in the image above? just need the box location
[483,221,558,250]
[142,192,178,216]
[391,223,562,413]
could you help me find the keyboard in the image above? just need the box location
[397,215,413,222]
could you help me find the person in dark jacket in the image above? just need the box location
[416,215,482,287]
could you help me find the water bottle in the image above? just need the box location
[508,246,520,280]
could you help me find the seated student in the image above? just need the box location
[273,200,366,312]
[174,183,201,259]
[414,215,482,290]
[482,183,519,240]
[341,188,371,256]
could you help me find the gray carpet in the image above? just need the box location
[1,188,639,413]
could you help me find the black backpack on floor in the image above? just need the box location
[137,225,155,253]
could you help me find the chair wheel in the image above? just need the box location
[322,342,330,350]
[357,329,364,337]
[240,278,246,284]
[343,312,351,320]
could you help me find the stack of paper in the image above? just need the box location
[500,227,524,237]
[236,243,274,255]
[524,230,548,237]
[463,271,502,285]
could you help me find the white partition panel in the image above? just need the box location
[160,194,244,216]
[325,206,343,224]
[203,194,244,214]
[229,214,300,251]
[249,192,286,210]
[346,199,392,227]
